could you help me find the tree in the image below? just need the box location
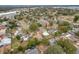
[29,23,39,31]
[57,39,77,54]
[11,46,25,53]
[0,18,8,23]
[14,14,23,20]
[45,45,64,54]
[17,46,25,52]
[37,23,42,27]
[75,31,79,37]
[53,31,62,37]
[58,21,70,26]
[58,21,72,33]
[58,26,71,33]
[40,39,49,46]
[8,21,17,29]
[0,19,4,23]
[73,16,79,22]
[26,38,40,49]
[16,35,20,40]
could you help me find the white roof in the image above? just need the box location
[0,42,3,46]
[0,37,11,46]
[26,48,39,54]
[43,31,49,36]
[14,30,19,36]
[65,34,71,37]
[21,36,29,41]
[2,22,7,25]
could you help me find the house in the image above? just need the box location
[25,48,39,54]
[0,35,11,53]
[48,29,58,34]
[73,23,79,28]
[14,30,19,36]
[38,19,49,27]
[61,33,79,42]
[21,35,29,41]
[38,27,46,32]
[49,38,56,46]
[12,27,22,36]
[0,36,11,46]
[76,42,79,46]
[0,44,11,54]
[72,28,79,32]
[37,44,48,54]
[33,31,43,40]
[0,35,4,40]
[0,25,6,35]
[42,31,49,36]
[35,28,49,37]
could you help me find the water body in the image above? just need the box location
[0,11,17,19]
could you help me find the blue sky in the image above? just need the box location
[0,0,78,5]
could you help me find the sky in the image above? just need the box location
[0,0,78,5]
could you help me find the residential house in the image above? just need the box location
[0,25,6,35]
[60,33,79,42]
[25,48,39,54]
[49,38,56,46]
[33,31,43,40]
[21,35,30,41]
[48,29,58,34]
[0,36,11,53]
[38,19,50,28]
[0,36,11,47]
[42,31,49,36]
[37,44,48,54]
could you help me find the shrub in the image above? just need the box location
[53,31,62,37]
[26,38,40,49]
[40,39,49,46]
[58,21,72,33]
[17,46,25,52]
[16,35,20,40]
[57,39,77,54]
[75,31,79,36]
[73,16,79,22]
[29,23,39,32]
[45,45,64,54]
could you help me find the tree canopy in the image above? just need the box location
[45,45,64,54]
[73,15,79,22]
[58,21,72,33]
[26,38,40,49]
[57,39,77,54]
[29,22,39,32]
